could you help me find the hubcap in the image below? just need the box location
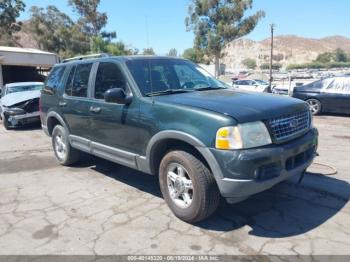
[307,100,319,114]
[54,133,66,160]
[167,163,194,209]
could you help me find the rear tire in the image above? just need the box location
[52,125,81,166]
[159,150,220,223]
[306,98,322,115]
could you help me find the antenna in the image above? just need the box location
[145,15,154,103]
[145,15,150,48]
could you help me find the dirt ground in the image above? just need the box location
[0,115,349,255]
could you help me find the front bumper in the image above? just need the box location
[6,111,40,127]
[210,128,318,200]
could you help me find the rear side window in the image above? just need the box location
[46,66,66,90]
[65,63,92,97]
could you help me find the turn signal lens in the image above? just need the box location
[215,127,243,150]
[215,122,272,150]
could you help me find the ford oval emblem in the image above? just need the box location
[290,119,298,128]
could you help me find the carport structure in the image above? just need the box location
[0,46,59,88]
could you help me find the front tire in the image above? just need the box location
[3,114,11,130]
[52,125,81,166]
[159,150,220,223]
[306,98,322,115]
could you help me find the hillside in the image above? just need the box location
[222,35,350,71]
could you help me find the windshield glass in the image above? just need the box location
[6,84,43,95]
[254,80,268,85]
[126,59,226,95]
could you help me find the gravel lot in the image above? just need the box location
[0,115,349,255]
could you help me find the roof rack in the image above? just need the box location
[62,53,111,63]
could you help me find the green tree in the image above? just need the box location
[142,48,155,55]
[260,63,281,70]
[27,5,90,58]
[186,0,265,76]
[182,48,206,63]
[91,36,137,56]
[242,58,256,69]
[335,48,348,62]
[0,0,25,45]
[315,52,333,63]
[68,0,108,37]
[167,48,178,57]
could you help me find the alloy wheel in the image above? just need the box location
[167,163,194,209]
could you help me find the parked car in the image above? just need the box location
[232,79,270,92]
[40,55,318,223]
[292,77,350,115]
[0,82,44,129]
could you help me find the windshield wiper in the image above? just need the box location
[145,89,193,97]
[195,86,227,91]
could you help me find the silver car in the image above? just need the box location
[0,82,43,129]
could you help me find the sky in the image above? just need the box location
[19,0,350,55]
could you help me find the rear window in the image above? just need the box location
[324,77,350,94]
[46,66,66,90]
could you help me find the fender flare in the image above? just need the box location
[145,130,224,180]
[46,111,70,135]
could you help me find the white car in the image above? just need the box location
[0,82,44,129]
[232,79,270,92]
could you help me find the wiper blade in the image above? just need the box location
[145,89,192,97]
[195,86,226,91]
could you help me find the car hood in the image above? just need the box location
[153,89,308,123]
[0,90,41,107]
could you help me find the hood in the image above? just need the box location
[153,89,308,123]
[0,90,41,107]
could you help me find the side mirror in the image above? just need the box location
[104,88,132,105]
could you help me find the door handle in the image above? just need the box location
[59,101,67,107]
[90,106,101,113]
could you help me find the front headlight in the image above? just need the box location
[5,107,26,116]
[216,121,272,150]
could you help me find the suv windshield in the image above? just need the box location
[126,59,226,96]
[6,84,43,95]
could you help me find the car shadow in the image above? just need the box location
[1,122,42,131]
[72,156,348,238]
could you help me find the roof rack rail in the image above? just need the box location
[62,53,111,63]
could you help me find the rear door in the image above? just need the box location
[321,77,350,114]
[88,61,141,154]
[41,65,67,124]
[60,62,93,139]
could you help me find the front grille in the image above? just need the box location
[268,110,311,142]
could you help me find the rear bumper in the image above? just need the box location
[210,128,318,199]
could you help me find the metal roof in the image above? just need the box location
[0,46,55,55]
[0,46,59,67]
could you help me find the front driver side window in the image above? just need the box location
[95,62,128,100]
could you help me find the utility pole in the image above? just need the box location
[269,24,275,92]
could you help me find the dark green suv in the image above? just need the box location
[40,55,318,223]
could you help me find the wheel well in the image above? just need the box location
[150,139,211,175]
[47,117,61,136]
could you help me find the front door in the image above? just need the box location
[88,61,141,154]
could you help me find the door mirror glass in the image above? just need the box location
[104,88,132,105]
